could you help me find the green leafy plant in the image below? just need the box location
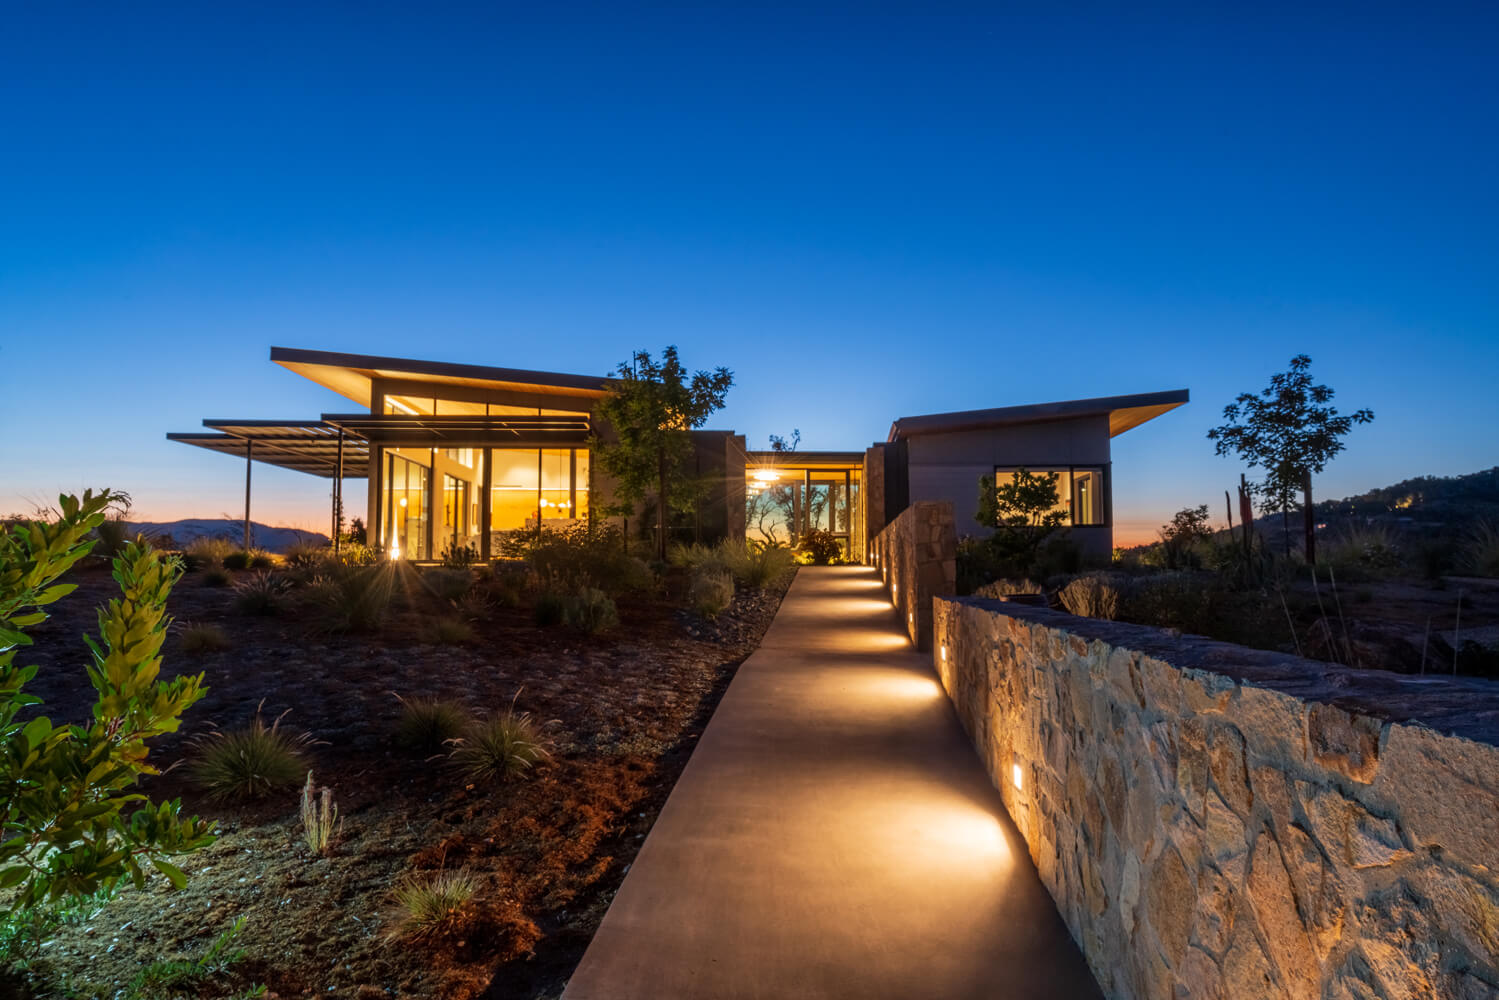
[394,695,469,752]
[0,490,215,913]
[125,915,264,999]
[231,571,291,615]
[449,703,549,782]
[688,566,735,618]
[590,346,734,560]
[178,622,230,655]
[187,709,312,802]
[298,771,339,857]
[388,870,476,941]
[561,586,618,634]
[1208,354,1374,562]
[796,528,842,566]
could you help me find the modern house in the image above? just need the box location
[169,347,1187,560]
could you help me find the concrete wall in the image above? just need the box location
[905,415,1113,560]
[932,596,1499,1000]
[870,501,955,649]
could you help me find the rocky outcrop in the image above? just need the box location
[933,597,1499,1000]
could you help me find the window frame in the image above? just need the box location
[991,464,1110,527]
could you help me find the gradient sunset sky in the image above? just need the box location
[2,5,1495,545]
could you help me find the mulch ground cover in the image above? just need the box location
[8,558,795,1000]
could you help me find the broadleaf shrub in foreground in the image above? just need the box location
[0,490,216,912]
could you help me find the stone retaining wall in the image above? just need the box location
[870,501,955,649]
[933,596,1499,1000]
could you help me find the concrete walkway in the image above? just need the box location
[562,566,1101,1000]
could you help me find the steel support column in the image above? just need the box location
[243,439,253,549]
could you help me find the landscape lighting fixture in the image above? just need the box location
[941,645,947,661]
[1012,757,1023,791]
[752,469,780,483]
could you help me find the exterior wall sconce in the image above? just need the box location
[940,644,947,662]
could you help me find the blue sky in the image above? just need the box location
[2,4,1495,542]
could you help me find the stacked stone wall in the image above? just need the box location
[870,501,955,649]
[933,596,1499,999]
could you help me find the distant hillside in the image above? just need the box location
[1315,467,1499,524]
[126,519,328,553]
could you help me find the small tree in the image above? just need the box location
[975,468,1069,574]
[1158,504,1213,570]
[591,347,734,561]
[1208,355,1373,563]
[1,491,215,925]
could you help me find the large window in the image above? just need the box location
[746,465,862,553]
[992,466,1107,526]
[488,447,590,535]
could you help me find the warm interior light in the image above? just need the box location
[388,397,419,415]
[1012,760,1023,791]
[752,469,780,483]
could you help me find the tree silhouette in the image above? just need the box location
[1208,355,1373,563]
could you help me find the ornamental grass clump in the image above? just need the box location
[449,703,549,782]
[188,709,313,802]
[424,617,476,645]
[388,870,476,941]
[729,542,794,589]
[184,536,237,570]
[231,571,291,616]
[394,695,469,752]
[299,771,339,857]
[304,563,394,633]
[179,621,230,655]
[688,566,734,618]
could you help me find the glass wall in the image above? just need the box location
[745,465,862,553]
[992,466,1107,526]
[488,447,591,539]
[385,452,429,560]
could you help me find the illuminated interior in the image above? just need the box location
[385,452,429,560]
[745,457,863,558]
[991,465,1107,527]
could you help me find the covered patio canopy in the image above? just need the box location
[167,412,594,549]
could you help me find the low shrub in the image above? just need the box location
[388,870,476,941]
[185,536,237,568]
[1118,572,1221,636]
[202,568,232,588]
[972,577,1044,599]
[222,550,252,571]
[796,528,842,565]
[439,538,479,568]
[299,771,339,856]
[283,541,330,569]
[232,571,291,615]
[1058,572,1125,620]
[394,695,469,752]
[305,563,395,633]
[1461,520,1499,578]
[179,622,230,655]
[562,586,618,634]
[334,542,380,567]
[688,566,735,618]
[501,523,652,596]
[534,592,566,627]
[188,710,314,801]
[424,617,476,645]
[1323,523,1403,578]
[423,568,474,602]
[450,706,550,782]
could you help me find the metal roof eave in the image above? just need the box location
[886,388,1190,442]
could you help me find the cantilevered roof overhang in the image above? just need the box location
[745,450,866,469]
[887,388,1189,442]
[168,413,593,478]
[270,346,612,409]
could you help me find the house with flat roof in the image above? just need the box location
[169,347,1187,561]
